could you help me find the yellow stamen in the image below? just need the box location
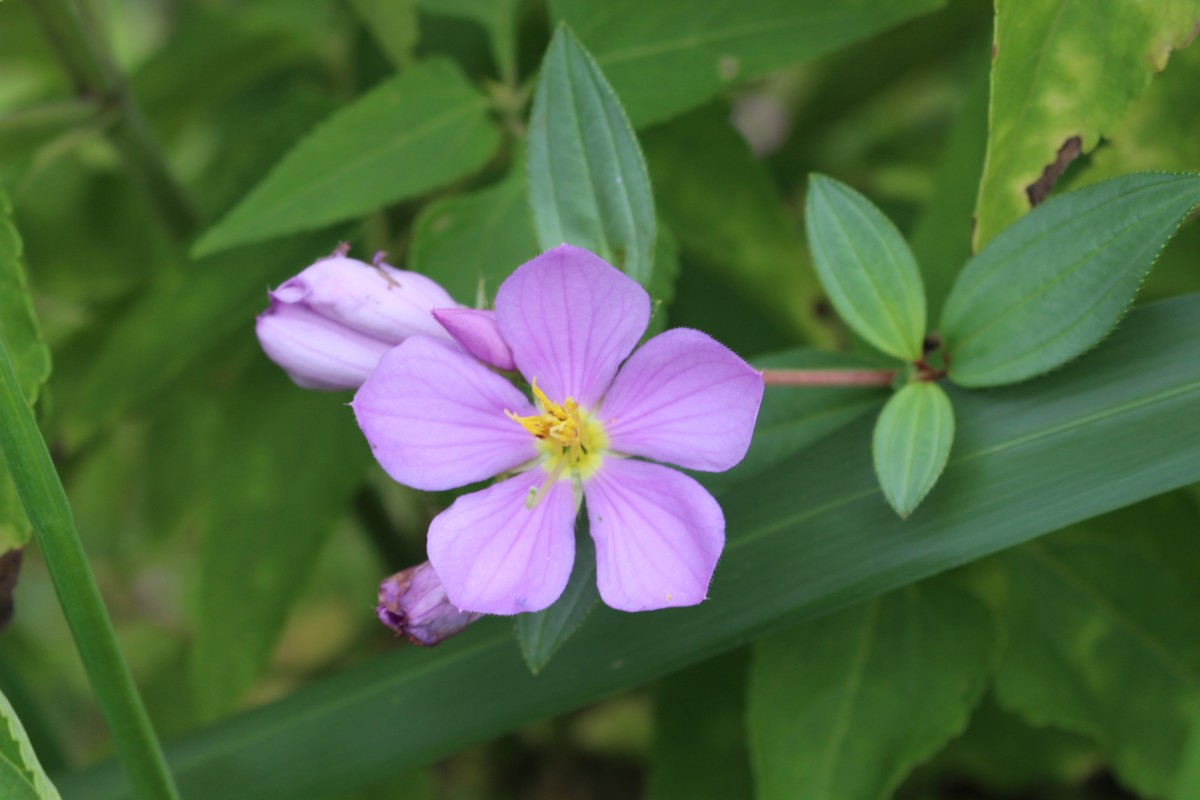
[504,378,609,483]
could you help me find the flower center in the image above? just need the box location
[506,380,608,507]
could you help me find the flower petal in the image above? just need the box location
[584,459,724,612]
[496,245,650,407]
[599,328,764,471]
[432,308,516,371]
[352,336,537,491]
[256,301,391,390]
[428,470,577,615]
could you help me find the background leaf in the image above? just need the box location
[0,686,60,800]
[409,161,536,304]
[973,0,1200,247]
[994,507,1200,797]
[193,59,501,256]
[190,366,372,719]
[749,579,994,800]
[550,0,946,127]
[942,172,1200,387]
[348,0,419,69]
[805,174,927,361]
[647,651,753,800]
[514,521,600,674]
[527,25,657,287]
[872,380,954,518]
[416,0,521,82]
[59,294,1200,800]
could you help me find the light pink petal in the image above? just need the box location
[598,328,764,471]
[584,459,724,612]
[256,301,391,390]
[432,308,516,371]
[352,336,537,491]
[495,245,650,408]
[428,470,577,615]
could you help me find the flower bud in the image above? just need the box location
[256,255,459,390]
[376,562,482,646]
[431,308,515,371]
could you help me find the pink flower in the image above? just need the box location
[256,253,459,390]
[377,562,482,646]
[352,245,764,614]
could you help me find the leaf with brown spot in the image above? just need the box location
[1025,135,1082,206]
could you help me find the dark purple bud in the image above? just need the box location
[377,562,482,646]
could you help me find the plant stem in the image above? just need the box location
[0,338,181,800]
[24,0,200,242]
[760,368,897,387]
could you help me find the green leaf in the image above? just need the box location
[193,59,501,256]
[995,521,1200,797]
[191,365,371,718]
[61,294,1200,800]
[527,25,657,287]
[0,194,49,553]
[348,0,419,69]
[805,174,927,361]
[872,381,954,518]
[409,161,536,304]
[749,579,994,800]
[514,522,600,674]
[0,686,60,800]
[642,103,832,346]
[550,0,945,128]
[415,0,521,82]
[647,651,753,800]
[973,0,1200,248]
[941,172,1200,387]
[1176,712,1200,800]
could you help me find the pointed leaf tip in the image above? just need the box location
[872,381,955,517]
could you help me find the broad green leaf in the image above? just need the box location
[550,0,945,128]
[514,522,599,674]
[416,0,521,82]
[973,0,1200,248]
[805,174,926,361]
[191,364,371,718]
[0,193,49,552]
[409,162,536,304]
[872,381,954,518]
[642,103,832,346]
[61,295,1200,800]
[0,686,61,800]
[995,522,1200,797]
[942,172,1200,387]
[193,59,501,256]
[349,0,418,69]
[909,54,990,318]
[749,580,994,800]
[528,26,657,288]
[647,651,752,800]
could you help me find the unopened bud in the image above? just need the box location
[431,308,515,371]
[376,562,482,646]
[256,255,459,390]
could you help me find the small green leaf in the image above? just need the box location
[872,381,954,518]
[514,521,600,673]
[0,686,60,800]
[550,0,945,128]
[410,160,536,304]
[806,174,927,362]
[749,580,994,800]
[942,172,1200,387]
[974,0,1200,247]
[647,651,753,800]
[0,193,50,552]
[995,519,1200,798]
[194,59,501,256]
[528,25,657,287]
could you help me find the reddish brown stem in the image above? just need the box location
[760,368,897,387]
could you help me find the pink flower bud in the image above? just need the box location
[256,255,459,390]
[376,562,482,646]
[432,308,515,371]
